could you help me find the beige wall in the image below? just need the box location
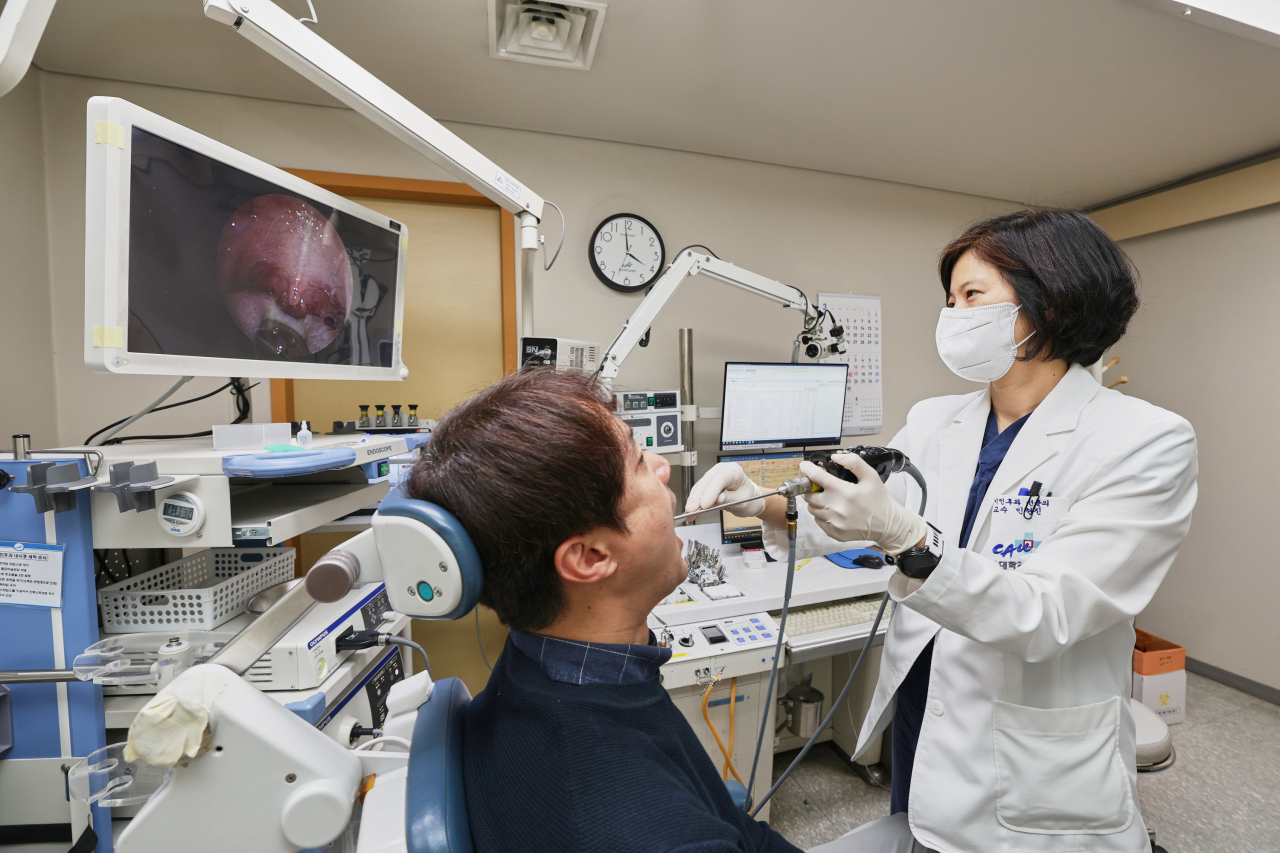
[0,72,57,448]
[1121,208,1280,690]
[292,198,505,431]
[29,70,1014,451]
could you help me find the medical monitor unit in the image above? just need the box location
[720,362,849,452]
[84,97,407,380]
[718,451,805,546]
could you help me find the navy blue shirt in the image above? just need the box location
[507,629,670,684]
[465,632,801,853]
[890,407,1029,814]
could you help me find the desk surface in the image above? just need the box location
[650,522,891,625]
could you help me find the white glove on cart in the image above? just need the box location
[685,462,766,518]
[799,453,927,556]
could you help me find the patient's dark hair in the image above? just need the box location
[405,369,631,632]
[939,210,1140,367]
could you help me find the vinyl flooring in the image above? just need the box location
[768,671,1280,852]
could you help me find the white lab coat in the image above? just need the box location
[763,364,1197,852]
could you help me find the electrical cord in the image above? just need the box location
[84,378,256,445]
[382,636,431,677]
[335,629,431,676]
[673,244,720,260]
[353,736,412,752]
[725,677,738,781]
[541,201,566,271]
[702,678,745,786]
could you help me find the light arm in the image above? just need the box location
[202,0,544,248]
[597,251,815,381]
[0,0,56,99]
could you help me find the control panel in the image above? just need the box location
[316,646,406,744]
[656,612,780,689]
[616,390,681,451]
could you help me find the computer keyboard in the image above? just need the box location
[778,595,886,637]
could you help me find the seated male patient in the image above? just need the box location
[405,369,923,853]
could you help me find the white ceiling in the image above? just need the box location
[30,0,1280,207]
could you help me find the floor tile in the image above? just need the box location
[769,674,1280,851]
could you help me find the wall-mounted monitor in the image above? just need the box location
[84,97,407,380]
[720,362,848,452]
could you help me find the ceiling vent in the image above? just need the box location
[488,1,607,71]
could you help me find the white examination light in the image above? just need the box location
[1125,0,1280,49]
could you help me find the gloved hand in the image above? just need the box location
[798,453,928,556]
[685,462,766,518]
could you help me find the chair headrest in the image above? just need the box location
[374,492,484,621]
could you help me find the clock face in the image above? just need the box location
[589,214,665,293]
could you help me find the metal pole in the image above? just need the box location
[678,329,696,505]
[0,669,78,683]
[11,434,30,460]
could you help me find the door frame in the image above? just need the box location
[268,170,518,421]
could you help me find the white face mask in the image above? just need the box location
[935,302,1034,383]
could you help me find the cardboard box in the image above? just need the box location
[1132,629,1186,724]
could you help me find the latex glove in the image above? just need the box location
[124,669,225,767]
[685,462,765,518]
[798,453,927,556]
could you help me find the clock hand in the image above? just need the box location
[625,252,644,265]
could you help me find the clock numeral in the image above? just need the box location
[602,232,612,242]
[595,245,602,255]
[650,266,656,272]
[638,274,646,283]
[649,237,655,246]
[623,277,631,286]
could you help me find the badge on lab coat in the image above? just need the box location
[986,487,1066,571]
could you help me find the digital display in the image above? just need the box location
[700,625,728,644]
[127,127,401,367]
[163,503,195,521]
[721,362,848,450]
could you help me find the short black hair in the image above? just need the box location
[939,210,1139,367]
[405,369,631,632]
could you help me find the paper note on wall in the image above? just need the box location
[817,293,882,435]
[0,541,66,608]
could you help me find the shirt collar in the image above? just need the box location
[508,629,672,685]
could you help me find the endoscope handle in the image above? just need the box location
[805,446,908,487]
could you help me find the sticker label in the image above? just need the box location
[493,170,523,200]
[0,541,66,608]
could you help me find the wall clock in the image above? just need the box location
[588,213,665,293]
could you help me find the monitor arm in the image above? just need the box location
[0,0,57,99]
[597,250,844,382]
[202,0,549,328]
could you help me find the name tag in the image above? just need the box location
[986,491,1066,571]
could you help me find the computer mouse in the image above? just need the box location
[852,554,885,569]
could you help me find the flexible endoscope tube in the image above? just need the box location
[750,467,930,814]
[743,498,799,812]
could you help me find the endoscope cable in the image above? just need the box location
[749,460,928,815]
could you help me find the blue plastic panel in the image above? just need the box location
[221,448,356,477]
[406,678,473,853]
[0,458,112,853]
[285,692,326,726]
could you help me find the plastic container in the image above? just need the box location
[74,629,238,691]
[68,743,169,807]
[97,548,294,633]
[212,422,292,450]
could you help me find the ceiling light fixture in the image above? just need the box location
[1126,0,1280,49]
[487,0,607,71]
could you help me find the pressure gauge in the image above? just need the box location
[158,491,204,537]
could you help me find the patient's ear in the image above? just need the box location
[554,533,620,586]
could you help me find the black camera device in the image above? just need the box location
[805,445,908,485]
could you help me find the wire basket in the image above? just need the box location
[98,548,295,634]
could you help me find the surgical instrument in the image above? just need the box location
[673,476,819,523]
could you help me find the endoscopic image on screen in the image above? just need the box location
[126,127,401,366]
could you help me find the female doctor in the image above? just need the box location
[687,210,1198,853]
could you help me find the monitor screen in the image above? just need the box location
[125,127,402,367]
[720,362,849,451]
[718,451,805,545]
